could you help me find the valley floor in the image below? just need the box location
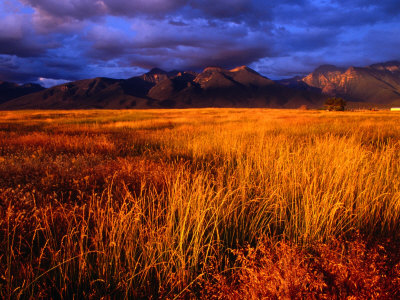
[1,108,400,298]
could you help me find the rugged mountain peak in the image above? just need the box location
[302,64,346,91]
[140,68,169,84]
[314,64,345,74]
[230,65,249,72]
[147,68,167,75]
[229,65,257,74]
[230,66,273,86]
[195,67,235,89]
[203,66,225,73]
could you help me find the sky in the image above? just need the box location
[0,0,399,87]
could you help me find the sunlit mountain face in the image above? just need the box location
[279,61,400,106]
[301,61,400,104]
[0,1,399,86]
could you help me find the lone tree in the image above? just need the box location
[324,97,346,111]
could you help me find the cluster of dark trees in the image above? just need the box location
[324,97,346,111]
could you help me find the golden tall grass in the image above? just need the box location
[0,109,399,298]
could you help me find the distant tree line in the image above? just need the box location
[324,97,346,111]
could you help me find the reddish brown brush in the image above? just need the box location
[200,235,400,299]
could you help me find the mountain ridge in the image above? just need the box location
[0,66,324,109]
[2,61,400,110]
[0,81,45,105]
[299,61,400,105]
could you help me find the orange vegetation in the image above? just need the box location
[0,109,399,298]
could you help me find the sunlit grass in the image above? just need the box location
[1,108,399,298]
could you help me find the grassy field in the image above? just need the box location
[1,108,400,298]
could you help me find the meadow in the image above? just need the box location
[1,108,400,298]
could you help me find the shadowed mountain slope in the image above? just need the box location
[0,81,44,104]
[0,66,324,109]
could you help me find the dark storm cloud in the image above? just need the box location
[21,0,187,20]
[103,0,187,16]
[85,17,275,71]
[186,0,273,28]
[0,35,45,57]
[0,53,89,82]
[20,0,107,19]
[0,14,58,57]
[0,0,399,85]
[125,45,271,72]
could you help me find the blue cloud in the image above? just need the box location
[0,0,399,85]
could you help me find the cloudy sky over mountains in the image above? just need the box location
[0,0,399,86]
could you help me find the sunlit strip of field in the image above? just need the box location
[1,108,400,298]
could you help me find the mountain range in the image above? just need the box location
[0,66,323,109]
[280,61,400,107]
[1,61,400,110]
